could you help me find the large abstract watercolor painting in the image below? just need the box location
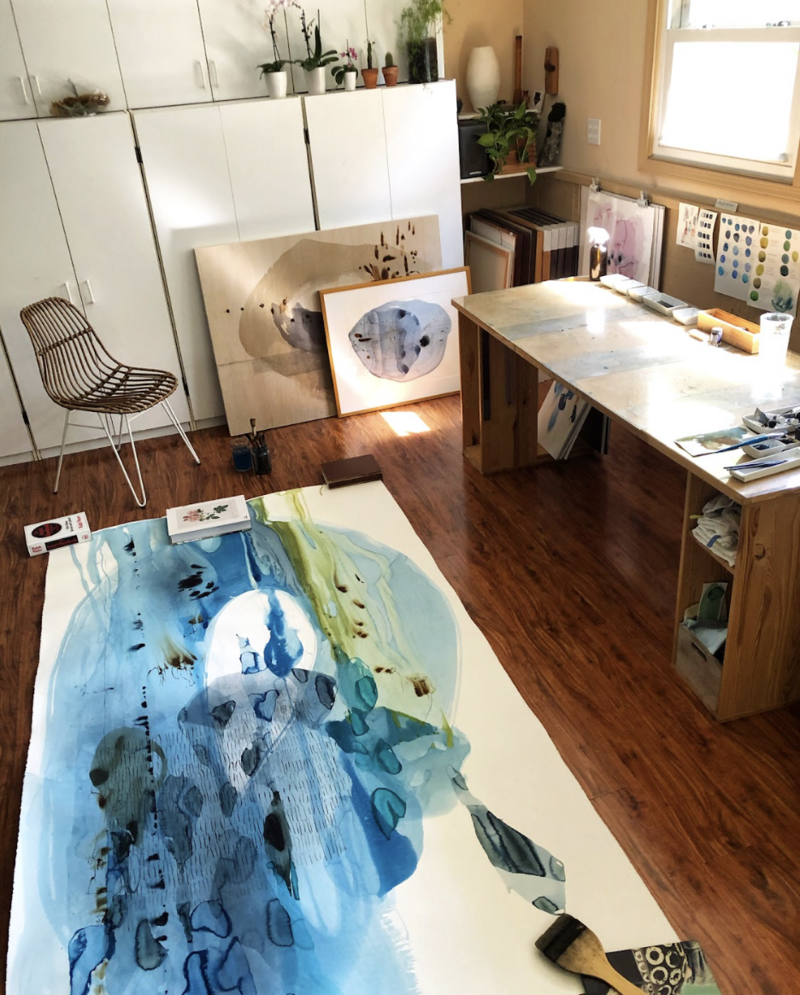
[9,484,674,993]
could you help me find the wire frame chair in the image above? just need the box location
[19,297,200,507]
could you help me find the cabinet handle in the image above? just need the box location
[59,281,76,305]
[208,60,219,87]
[194,61,207,89]
[30,74,42,98]
[17,76,31,104]
[80,279,95,305]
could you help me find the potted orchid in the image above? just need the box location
[258,0,292,99]
[295,8,338,95]
[333,43,358,90]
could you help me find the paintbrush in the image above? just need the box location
[535,914,643,995]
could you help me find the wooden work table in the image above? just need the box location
[453,279,800,721]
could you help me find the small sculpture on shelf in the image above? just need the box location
[537,101,566,168]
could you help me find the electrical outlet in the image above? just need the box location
[587,118,601,145]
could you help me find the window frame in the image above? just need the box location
[640,0,800,203]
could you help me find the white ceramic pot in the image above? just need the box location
[264,70,287,99]
[466,46,500,111]
[305,66,327,95]
[343,70,357,91]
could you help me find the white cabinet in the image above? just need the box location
[0,345,33,461]
[10,0,125,117]
[106,0,210,108]
[0,115,189,458]
[304,89,392,229]
[133,97,315,422]
[0,0,33,120]
[196,0,281,102]
[382,80,463,268]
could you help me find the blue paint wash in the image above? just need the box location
[34,511,566,993]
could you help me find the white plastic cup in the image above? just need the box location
[759,312,793,365]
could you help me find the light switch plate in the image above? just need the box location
[587,118,601,145]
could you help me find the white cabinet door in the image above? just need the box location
[220,98,315,242]
[106,0,210,108]
[382,81,463,268]
[0,0,33,121]
[133,104,239,421]
[38,114,190,431]
[0,342,34,461]
[286,0,367,95]
[196,0,281,102]
[304,90,391,230]
[11,0,125,117]
[0,120,96,453]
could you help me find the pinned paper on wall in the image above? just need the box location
[714,214,761,301]
[676,203,700,249]
[695,209,717,264]
[748,223,800,315]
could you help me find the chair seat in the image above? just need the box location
[62,365,178,415]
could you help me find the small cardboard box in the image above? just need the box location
[25,512,92,556]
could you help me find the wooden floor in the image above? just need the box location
[1,394,798,993]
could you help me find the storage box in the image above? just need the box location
[697,308,760,354]
[25,512,92,556]
[675,624,722,714]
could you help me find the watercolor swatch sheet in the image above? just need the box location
[714,215,760,299]
[715,214,800,314]
[9,484,674,994]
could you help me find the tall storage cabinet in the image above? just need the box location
[133,97,316,422]
[0,114,189,455]
[0,0,32,121]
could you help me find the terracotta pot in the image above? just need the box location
[382,65,399,87]
[362,67,379,89]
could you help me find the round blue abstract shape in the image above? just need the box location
[349,300,451,381]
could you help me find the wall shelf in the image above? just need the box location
[461,165,563,185]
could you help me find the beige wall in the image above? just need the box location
[517,0,800,346]
[443,0,524,113]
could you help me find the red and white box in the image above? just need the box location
[25,512,92,557]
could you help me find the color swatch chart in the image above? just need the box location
[715,214,800,316]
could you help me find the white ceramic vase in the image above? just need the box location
[343,70,357,91]
[305,66,327,95]
[466,46,500,112]
[264,70,287,99]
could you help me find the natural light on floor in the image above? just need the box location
[381,411,431,436]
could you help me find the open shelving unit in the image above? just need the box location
[460,165,563,185]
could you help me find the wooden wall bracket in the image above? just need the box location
[544,46,559,95]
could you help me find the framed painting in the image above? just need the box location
[320,267,470,417]
[464,231,515,293]
[194,217,442,435]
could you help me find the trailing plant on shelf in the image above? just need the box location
[476,100,539,183]
[295,8,338,72]
[257,0,294,76]
[332,44,358,86]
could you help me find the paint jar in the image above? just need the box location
[231,443,252,472]
[709,326,723,347]
[759,312,793,365]
[252,444,272,475]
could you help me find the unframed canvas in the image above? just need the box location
[8,483,675,994]
[320,268,470,417]
[194,217,442,435]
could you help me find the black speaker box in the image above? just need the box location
[458,119,490,179]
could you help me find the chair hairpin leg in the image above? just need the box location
[161,400,201,465]
[98,412,147,508]
[53,409,72,493]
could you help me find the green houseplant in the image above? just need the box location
[362,38,379,88]
[399,0,449,84]
[476,100,539,183]
[257,0,291,98]
[296,9,338,94]
[332,44,358,89]
[383,51,399,87]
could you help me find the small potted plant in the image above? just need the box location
[476,100,539,184]
[258,0,291,99]
[399,0,449,84]
[295,7,338,95]
[333,43,359,90]
[382,51,399,87]
[362,39,379,89]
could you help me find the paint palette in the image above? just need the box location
[672,306,699,326]
[642,293,688,316]
[627,285,659,301]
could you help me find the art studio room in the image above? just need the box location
[1,0,799,992]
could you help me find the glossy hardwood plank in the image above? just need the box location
[0,395,798,993]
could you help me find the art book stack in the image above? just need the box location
[166,494,251,544]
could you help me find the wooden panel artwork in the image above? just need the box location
[194,216,442,435]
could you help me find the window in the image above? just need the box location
[652,1,800,181]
